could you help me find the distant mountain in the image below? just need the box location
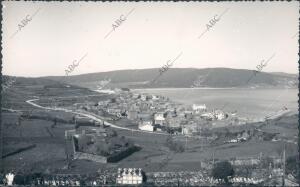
[269,72,298,78]
[44,68,298,89]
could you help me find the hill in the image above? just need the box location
[44,68,298,89]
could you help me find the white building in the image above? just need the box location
[154,113,164,120]
[200,110,226,120]
[116,168,143,185]
[182,127,192,135]
[138,123,154,132]
[140,95,147,101]
[132,93,140,99]
[98,100,110,106]
[5,173,15,186]
[214,110,226,120]
[192,104,207,113]
[201,112,214,120]
[152,95,160,100]
[154,112,165,126]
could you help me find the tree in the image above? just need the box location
[212,161,234,184]
[286,155,298,176]
[18,116,23,137]
[165,136,185,153]
[110,98,116,103]
[261,156,273,169]
[13,174,26,185]
[111,130,118,137]
[52,117,57,128]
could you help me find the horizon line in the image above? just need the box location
[3,67,298,78]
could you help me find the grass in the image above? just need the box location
[2,112,74,173]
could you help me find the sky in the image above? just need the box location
[2,1,299,77]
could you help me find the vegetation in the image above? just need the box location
[212,161,234,184]
[286,155,298,176]
[261,157,273,168]
[165,136,185,153]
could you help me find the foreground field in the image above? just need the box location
[3,112,73,173]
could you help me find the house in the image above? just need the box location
[98,100,110,106]
[271,168,283,177]
[132,94,140,99]
[192,104,207,113]
[201,110,226,120]
[116,168,143,185]
[139,121,154,132]
[177,111,186,118]
[154,112,165,126]
[107,108,122,117]
[165,110,177,119]
[214,110,226,120]
[127,110,138,120]
[230,157,260,166]
[5,173,15,186]
[237,131,250,141]
[138,119,154,132]
[140,95,147,101]
[228,139,238,143]
[95,128,107,137]
[166,117,181,128]
[182,127,192,135]
[152,95,160,100]
[140,102,150,111]
[184,110,193,120]
[146,95,153,100]
[137,112,152,120]
[181,122,198,135]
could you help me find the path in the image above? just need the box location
[26,98,168,136]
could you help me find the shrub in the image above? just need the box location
[165,136,185,153]
[212,161,234,184]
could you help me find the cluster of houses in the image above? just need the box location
[226,130,251,143]
[93,91,232,135]
[147,171,265,186]
[229,177,264,184]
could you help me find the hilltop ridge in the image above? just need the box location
[42,68,298,89]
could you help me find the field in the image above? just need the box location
[113,127,298,172]
[2,112,74,173]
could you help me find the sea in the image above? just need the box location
[133,88,298,121]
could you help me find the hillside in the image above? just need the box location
[1,76,96,110]
[44,68,298,89]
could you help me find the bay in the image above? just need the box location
[133,88,298,120]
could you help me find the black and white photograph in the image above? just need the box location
[1,1,299,186]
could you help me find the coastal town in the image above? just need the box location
[75,88,247,135]
[2,84,297,186]
[2,1,299,186]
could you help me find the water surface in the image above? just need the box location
[133,88,298,120]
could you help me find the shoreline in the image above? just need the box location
[129,88,297,124]
[132,87,298,91]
